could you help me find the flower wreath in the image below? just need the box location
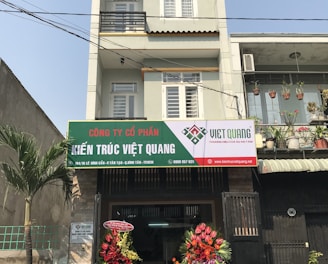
[99,228,142,264]
[173,223,232,264]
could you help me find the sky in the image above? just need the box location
[1,0,328,136]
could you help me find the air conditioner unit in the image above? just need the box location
[243,54,255,72]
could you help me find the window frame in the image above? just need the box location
[111,83,137,118]
[162,72,203,119]
[161,0,198,18]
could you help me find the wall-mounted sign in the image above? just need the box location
[67,120,257,168]
[70,222,93,244]
[103,220,134,232]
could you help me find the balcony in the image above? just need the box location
[100,12,147,33]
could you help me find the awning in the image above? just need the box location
[258,159,328,174]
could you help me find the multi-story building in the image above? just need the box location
[68,1,328,264]
[230,33,328,264]
[69,1,261,263]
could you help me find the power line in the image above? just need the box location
[1,8,328,21]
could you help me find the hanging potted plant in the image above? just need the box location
[281,81,291,100]
[269,89,276,99]
[252,81,260,95]
[296,81,304,100]
[307,102,318,120]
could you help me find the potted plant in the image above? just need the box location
[308,250,323,264]
[269,126,288,148]
[269,89,276,99]
[280,109,299,135]
[281,81,291,100]
[252,81,260,95]
[249,116,264,148]
[307,102,319,119]
[295,126,313,148]
[321,89,328,104]
[312,125,328,148]
[296,81,304,100]
[317,104,327,119]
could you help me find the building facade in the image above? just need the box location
[230,33,328,264]
[68,2,328,264]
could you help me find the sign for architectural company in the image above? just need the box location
[70,222,93,244]
[67,120,257,168]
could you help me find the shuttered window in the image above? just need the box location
[167,87,180,118]
[163,73,201,119]
[112,83,136,118]
[163,0,195,17]
[182,0,193,17]
[164,0,176,17]
[185,86,198,118]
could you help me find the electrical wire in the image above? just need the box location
[2,7,328,21]
[0,0,287,118]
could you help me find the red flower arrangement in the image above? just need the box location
[99,228,142,264]
[172,223,231,264]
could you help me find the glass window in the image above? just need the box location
[163,0,195,17]
[247,84,322,124]
[112,83,136,118]
[163,72,201,119]
[182,0,193,17]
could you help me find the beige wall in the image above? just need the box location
[0,58,71,262]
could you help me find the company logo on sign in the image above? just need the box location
[182,125,207,145]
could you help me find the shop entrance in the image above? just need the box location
[111,203,214,264]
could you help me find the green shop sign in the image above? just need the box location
[67,120,257,168]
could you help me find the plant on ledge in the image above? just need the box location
[280,109,299,135]
[172,223,232,264]
[268,126,288,148]
[295,126,312,148]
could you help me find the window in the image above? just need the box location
[163,72,201,119]
[113,2,137,32]
[112,83,136,118]
[246,74,325,124]
[163,0,196,17]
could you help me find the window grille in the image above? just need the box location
[182,0,193,17]
[167,87,180,118]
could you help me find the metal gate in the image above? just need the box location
[222,192,265,264]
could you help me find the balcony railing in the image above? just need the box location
[100,12,146,33]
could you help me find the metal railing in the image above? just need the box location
[100,12,146,33]
[0,225,61,250]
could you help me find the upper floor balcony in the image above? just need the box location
[100,12,147,33]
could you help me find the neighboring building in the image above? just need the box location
[230,33,328,264]
[68,2,328,264]
[0,58,71,263]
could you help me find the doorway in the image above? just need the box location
[111,203,214,264]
